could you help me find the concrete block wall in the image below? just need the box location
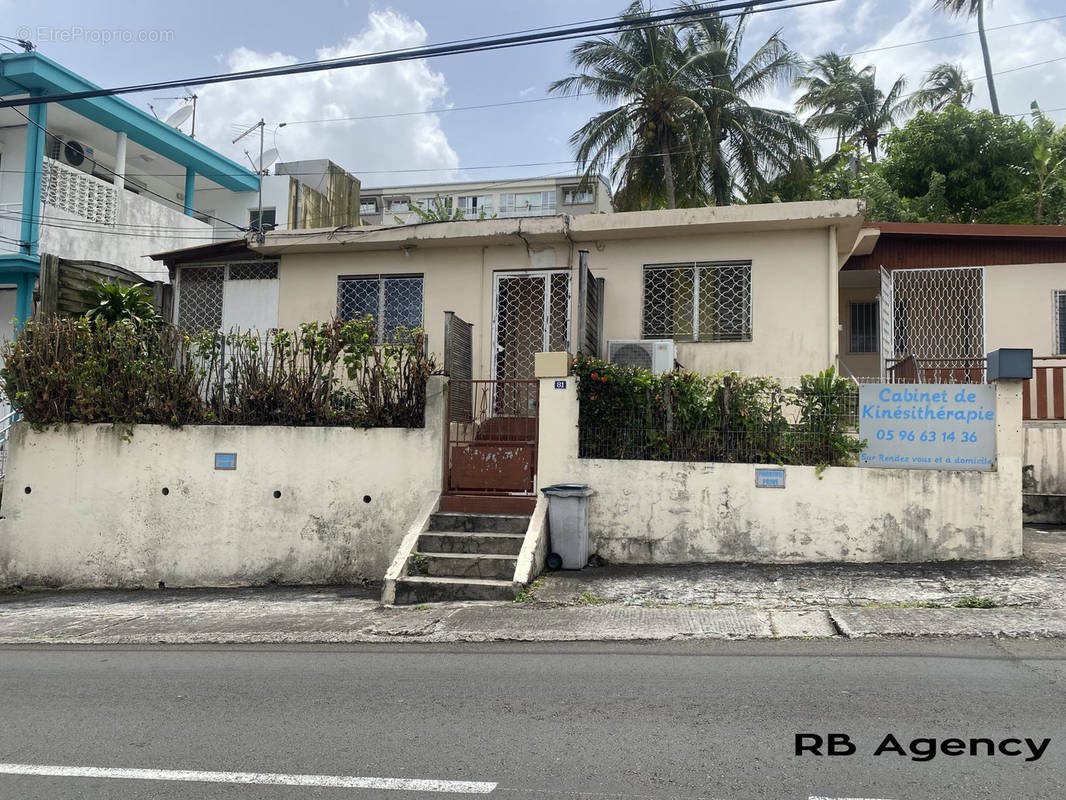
[0,378,445,589]
[537,377,1024,564]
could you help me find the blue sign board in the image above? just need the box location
[214,452,237,470]
[554,380,567,389]
[755,468,786,488]
[858,383,996,471]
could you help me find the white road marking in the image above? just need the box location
[0,762,496,793]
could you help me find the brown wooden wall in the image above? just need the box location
[845,233,1066,271]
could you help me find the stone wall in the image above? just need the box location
[537,377,1023,564]
[0,378,444,589]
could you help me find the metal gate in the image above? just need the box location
[445,379,539,496]
[880,266,985,379]
[492,271,570,380]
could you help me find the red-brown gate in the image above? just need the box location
[443,379,539,513]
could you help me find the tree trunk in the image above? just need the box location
[977,1,1000,114]
[662,149,677,209]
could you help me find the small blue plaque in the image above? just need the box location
[214,453,237,470]
[755,468,785,488]
[554,380,567,389]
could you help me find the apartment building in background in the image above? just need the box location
[358,175,612,226]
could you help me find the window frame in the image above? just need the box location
[249,207,277,230]
[1055,290,1066,355]
[640,261,753,343]
[337,273,425,344]
[848,301,879,354]
[562,185,595,205]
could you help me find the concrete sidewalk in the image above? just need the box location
[1,526,1063,645]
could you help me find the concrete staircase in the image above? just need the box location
[392,511,530,604]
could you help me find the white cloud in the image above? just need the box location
[182,10,459,186]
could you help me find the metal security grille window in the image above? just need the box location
[849,302,879,353]
[889,267,984,360]
[175,262,280,333]
[337,275,424,343]
[1056,291,1066,354]
[176,266,224,331]
[642,262,752,342]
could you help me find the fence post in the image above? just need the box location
[993,378,1024,557]
[535,358,579,490]
[38,253,59,317]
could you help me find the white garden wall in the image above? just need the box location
[0,378,444,589]
[537,377,1023,564]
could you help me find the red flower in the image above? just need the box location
[590,395,597,400]
[590,372,600,380]
[601,376,608,383]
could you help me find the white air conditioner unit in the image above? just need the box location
[606,339,676,374]
[48,137,95,173]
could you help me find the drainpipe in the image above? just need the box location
[113,131,127,192]
[827,225,839,370]
[183,167,196,216]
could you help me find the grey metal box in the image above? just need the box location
[987,348,1033,381]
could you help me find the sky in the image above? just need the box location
[4,0,1066,189]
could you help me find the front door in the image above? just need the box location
[491,271,570,380]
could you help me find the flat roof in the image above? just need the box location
[0,52,258,192]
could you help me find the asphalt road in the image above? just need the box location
[0,639,1064,800]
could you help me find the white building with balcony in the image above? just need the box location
[357,175,612,226]
[0,50,261,342]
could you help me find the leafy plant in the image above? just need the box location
[952,596,998,608]
[1,315,433,429]
[573,355,861,467]
[81,281,160,327]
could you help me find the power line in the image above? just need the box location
[0,0,835,110]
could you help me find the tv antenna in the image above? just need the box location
[233,119,271,243]
[154,91,198,138]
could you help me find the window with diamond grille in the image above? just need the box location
[889,267,983,360]
[338,274,424,343]
[176,266,224,332]
[849,302,879,353]
[642,262,751,342]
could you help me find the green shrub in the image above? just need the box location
[1,315,432,428]
[573,355,862,467]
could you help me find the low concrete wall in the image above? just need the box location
[0,378,444,589]
[1023,422,1066,523]
[537,378,1023,564]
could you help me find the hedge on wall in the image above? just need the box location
[572,354,863,467]
[1,315,433,428]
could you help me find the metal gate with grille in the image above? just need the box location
[880,266,985,379]
[492,271,570,380]
[444,379,539,497]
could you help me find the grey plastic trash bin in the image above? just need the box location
[541,484,594,569]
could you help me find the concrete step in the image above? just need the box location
[411,552,518,580]
[393,576,518,604]
[427,512,529,534]
[417,532,526,556]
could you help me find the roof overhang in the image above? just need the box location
[253,200,866,257]
[863,221,1066,239]
[0,52,259,192]
[150,238,264,268]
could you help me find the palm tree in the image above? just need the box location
[934,0,999,114]
[805,68,908,161]
[682,10,815,205]
[550,2,813,208]
[910,63,974,111]
[794,52,862,150]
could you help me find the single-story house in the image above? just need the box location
[154,200,866,386]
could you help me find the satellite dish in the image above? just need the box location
[164,105,194,129]
[255,147,279,173]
